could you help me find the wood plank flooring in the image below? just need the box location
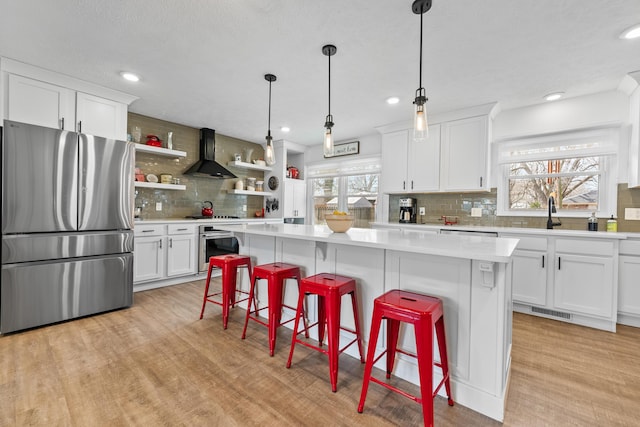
[1,279,639,426]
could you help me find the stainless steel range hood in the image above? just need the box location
[185,128,237,179]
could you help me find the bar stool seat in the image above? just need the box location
[199,254,253,329]
[358,289,453,427]
[242,262,305,356]
[286,273,365,392]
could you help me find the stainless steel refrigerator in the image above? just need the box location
[1,120,134,334]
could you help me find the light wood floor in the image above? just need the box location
[1,279,639,426]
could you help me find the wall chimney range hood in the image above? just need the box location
[185,128,237,179]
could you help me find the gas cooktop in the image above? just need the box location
[185,215,240,220]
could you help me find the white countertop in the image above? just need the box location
[370,222,632,239]
[215,223,519,263]
[134,218,281,225]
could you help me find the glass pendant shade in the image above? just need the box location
[413,101,428,142]
[265,136,275,166]
[323,126,334,157]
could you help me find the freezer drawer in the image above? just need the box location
[2,230,134,264]
[1,253,133,333]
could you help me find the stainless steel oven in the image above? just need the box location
[198,224,239,272]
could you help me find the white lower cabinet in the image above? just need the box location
[618,239,640,327]
[134,224,197,286]
[503,233,618,331]
[166,225,197,277]
[134,231,165,283]
[511,249,547,306]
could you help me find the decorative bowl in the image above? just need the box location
[325,214,354,233]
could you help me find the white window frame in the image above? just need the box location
[495,126,620,218]
[307,155,381,224]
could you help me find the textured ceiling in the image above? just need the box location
[1,0,639,146]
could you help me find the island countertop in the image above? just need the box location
[215,223,519,263]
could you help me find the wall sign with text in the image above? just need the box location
[325,141,359,158]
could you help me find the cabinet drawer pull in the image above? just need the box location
[60,117,64,130]
[170,238,173,248]
[142,229,154,233]
[403,181,406,190]
[159,239,162,249]
[480,176,483,187]
[542,255,545,268]
[558,256,561,270]
[411,180,414,190]
[78,121,82,133]
[177,228,188,231]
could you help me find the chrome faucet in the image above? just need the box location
[547,196,562,229]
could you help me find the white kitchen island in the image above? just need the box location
[215,223,518,422]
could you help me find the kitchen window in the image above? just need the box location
[495,126,620,217]
[307,156,381,228]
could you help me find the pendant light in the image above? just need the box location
[412,0,432,142]
[264,73,276,166]
[322,44,337,157]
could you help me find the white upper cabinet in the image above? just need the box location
[441,115,489,191]
[7,74,74,130]
[2,58,137,140]
[378,104,495,194]
[284,178,306,218]
[76,92,127,140]
[380,125,440,193]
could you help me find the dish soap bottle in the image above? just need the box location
[588,212,598,231]
[606,215,617,232]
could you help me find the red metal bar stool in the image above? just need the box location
[241,262,305,356]
[358,289,453,427]
[199,254,253,329]
[286,273,365,392]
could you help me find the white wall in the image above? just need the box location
[305,132,381,163]
[492,90,631,183]
[493,90,629,139]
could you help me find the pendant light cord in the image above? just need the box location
[419,10,423,90]
[328,52,331,116]
[268,79,272,134]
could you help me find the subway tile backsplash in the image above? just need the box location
[389,184,640,232]
[130,113,265,220]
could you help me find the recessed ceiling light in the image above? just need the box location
[620,24,640,40]
[280,126,290,133]
[120,72,140,82]
[544,92,564,101]
[386,96,400,105]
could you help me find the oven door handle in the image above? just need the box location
[200,233,233,239]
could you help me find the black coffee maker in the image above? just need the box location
[399,197,417,223]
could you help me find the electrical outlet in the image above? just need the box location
[419,207,425,215]
[242,205,247,212]
[625,207,640,220]
[155,202,162,211]
[471,207,482,217]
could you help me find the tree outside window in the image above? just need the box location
[508,156,600,212]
